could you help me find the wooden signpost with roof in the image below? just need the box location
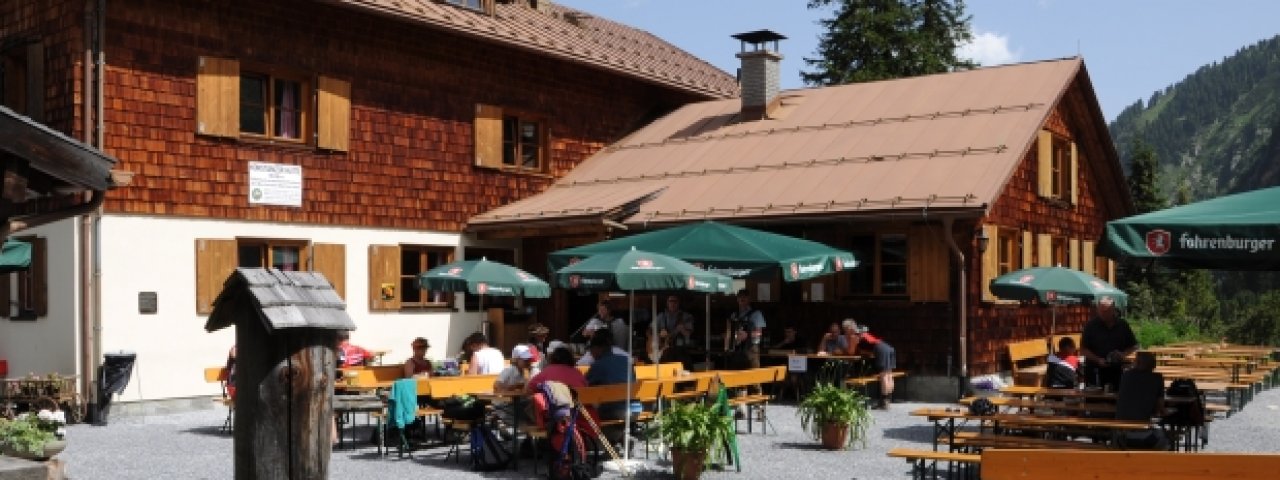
[205,268,354,480]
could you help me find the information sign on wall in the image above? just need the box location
[248,161,303,207]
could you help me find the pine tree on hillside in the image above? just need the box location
[1126,140,1165,214]
[802,0,976,85]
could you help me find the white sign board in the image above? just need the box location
[248,161,302,207]
[788,355,807,372]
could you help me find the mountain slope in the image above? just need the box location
[1110,35,1280,199]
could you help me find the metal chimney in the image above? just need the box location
[732,30,786,121]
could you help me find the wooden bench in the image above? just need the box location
[633,362,683,381]
[717,366,784,434]
[887,447,980,480]
[203,366,233,433]
[981,448,1280,479]
[845,370,907,399]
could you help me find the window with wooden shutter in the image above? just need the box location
[980,225,998,302]
[1081,241,1095,275]
[1069,238,1080,270]
[1,236,47,319]
[1037,130,1053,197]
[195,239,238,314]
[475,104,504,168]
[316,76,350,151]
[369,245,401,311]
[908,225,949,302]
[311,243,346,300]
[1021,230,1033,268]
[1037,234,1052,267]
[401,246,455,308]
[196,57,240,138]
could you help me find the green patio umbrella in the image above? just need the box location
[555,247,732,472]
[549,221,856,281]
[417,257,550,298]
[0,240,31,273]
[1101,185,1280,270]
[989,266,1129,342]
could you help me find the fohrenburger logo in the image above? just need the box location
[446,267,464,276]
[636,259,653,268]
[477,283,488,294]
[1178,232,1276,254]
[1145,230,1171,256]
[789,262,799,279]
[1016,274,1035,284]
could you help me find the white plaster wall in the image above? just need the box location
[96,214,514,403]
[0,219,81,380]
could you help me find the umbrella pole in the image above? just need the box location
[625,291,634,462]
[705,294,711,370]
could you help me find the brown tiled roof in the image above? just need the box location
[327,0,738,99]
[471,58,1093,229]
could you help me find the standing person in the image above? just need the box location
[337,331,372,367]
[725,289,766,369]
[467,332,505,375]
[848,319,897,410]
[655,295,695,348]
[402,337,433,378]
[580,300,615,342]
[527,322,552,361]
[1080,296,1138,392]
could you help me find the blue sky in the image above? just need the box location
[555,0,1280,122]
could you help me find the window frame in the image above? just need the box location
[844,232,910,297]
[1051,137,1071,199]
[1,48,28,113]
[1051,236,1068,268]
[444,0,488,13]
[500,113,547,172]
[238,68,310,143]
[996,228,1019,275]
[9,235,46,320]
[236,238,309,271]
[400,245,455,310]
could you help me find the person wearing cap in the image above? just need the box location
[528,322,552,361]
[846,319,897,409]
[402,337,434,378]
[495,344,535,392]
[467,332,505,375]
[1080,296,1138,392]
[726,288,766,369]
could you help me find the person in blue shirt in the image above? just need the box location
[584,333,634,420]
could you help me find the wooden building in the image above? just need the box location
[470,37,1133,383]
[0,0,735,408]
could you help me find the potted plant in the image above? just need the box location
[656,400,734,480]
[0,409,67,460]
[797,382,873,450]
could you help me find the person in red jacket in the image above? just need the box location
[845,319,897,410]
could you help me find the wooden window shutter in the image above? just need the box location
[316,76,351,151]
[908,225,949,302]
[369,245,401,311]
[0,273,8,318]
[310,243,346,300]
[980,225,999,302]
[1021,230,1033,268]
[1037,130,1053,197]
[1037,234,1052,267]
[1068,238,1080,270]
[25,42,43,122]
[1081,241,1095,275]
[195,239,238,314]
[1069,141,1079,205]
[30,237,47,316]
[1108,260,1116,284]
[474,104,503,168]
[196,57,239,138]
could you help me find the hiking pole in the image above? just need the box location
[575,404,633,478]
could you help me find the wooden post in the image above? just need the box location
[234,322,336,480]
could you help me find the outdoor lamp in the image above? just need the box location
[975,227,990,254]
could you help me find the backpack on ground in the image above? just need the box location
[470,422,511,472]
[537,381,600,480]
[1163,378,1204,427]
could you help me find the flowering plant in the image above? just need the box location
[0,409,66,456]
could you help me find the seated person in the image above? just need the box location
[495,345,535,392]
[1043,337,1080,389]
[1114,352,1168,450]
[402,337,433,379]
[467,332,506,375]
[337,331,372,367]
[816,322,848,356]
[584,334,634,421]
[576,342,633,367]
[223,345,237,400]
[528,345,589,393]
[771,325,806,352]
[527,322,551,362]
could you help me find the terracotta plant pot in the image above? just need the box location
[670,447,706,480]
[820,422,849,450]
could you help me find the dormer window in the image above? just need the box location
[445,0,487,13]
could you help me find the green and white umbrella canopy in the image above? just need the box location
[549,221,856,282]
[989,266,1128,308]
[1101,185,1280,270]
[417,258,550,298]
[554,248,734,294]
[0,240,31,274]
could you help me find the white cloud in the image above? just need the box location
[959,30,1021,67]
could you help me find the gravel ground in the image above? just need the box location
[56,386,1280,479]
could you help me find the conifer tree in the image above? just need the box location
[802,0,976,85]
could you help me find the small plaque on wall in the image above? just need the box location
[138,292,157,314]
